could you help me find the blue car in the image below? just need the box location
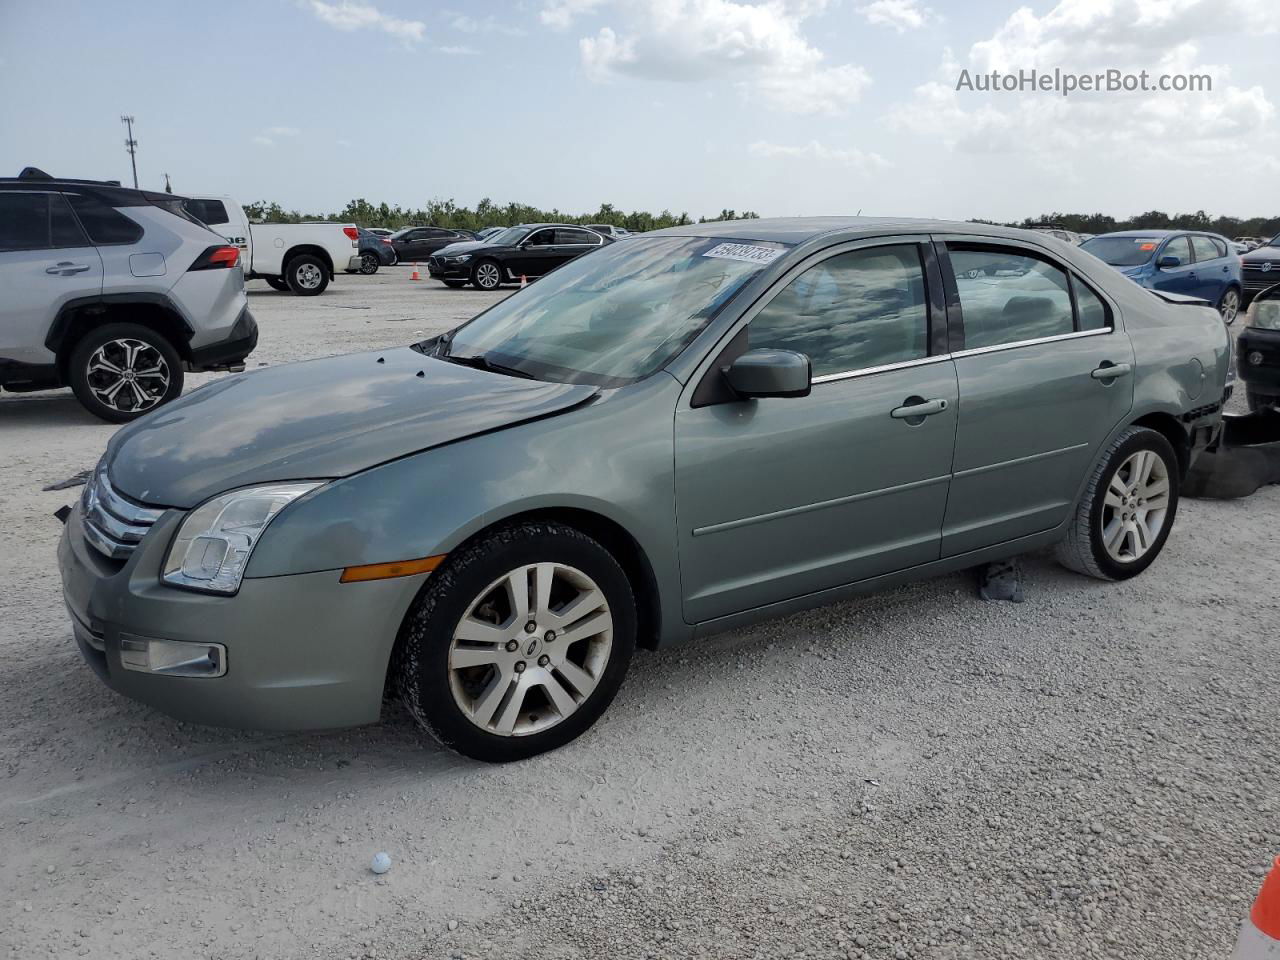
[1080,230,1243,324]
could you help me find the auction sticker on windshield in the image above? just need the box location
[702,242,785,265]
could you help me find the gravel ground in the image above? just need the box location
[1,269,1275,960]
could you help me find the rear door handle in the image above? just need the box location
[1091,362,1132,380]
[46,262,91,275]
[891,397,949,419]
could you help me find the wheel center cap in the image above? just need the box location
[123,370,136,382]
[523,637,541,658]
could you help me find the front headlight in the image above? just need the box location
[162,482,323,594]
[446,254,472,263]
[1246,288,1280,330]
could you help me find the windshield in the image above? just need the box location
[439,235,787,386]
[1267,233,1280,247]
[1080,236,1162,266]
[489,226,531,246]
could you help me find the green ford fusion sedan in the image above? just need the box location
[58,218,1231,762]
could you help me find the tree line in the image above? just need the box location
[240,197,1278,240]
[241,198,759,232]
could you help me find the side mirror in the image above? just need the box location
[1157,255,1181,269]
[724,349,811,399]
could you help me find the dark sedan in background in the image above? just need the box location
[427,223,612,289]
[390,226,477,264]
[347,228,397,275]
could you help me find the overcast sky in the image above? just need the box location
[1,0,1275,222]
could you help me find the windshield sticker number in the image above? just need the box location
[702,242,784,265]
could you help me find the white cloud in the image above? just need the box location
[888,0,1277,172]
[438,44,480,55]
[857,0,934,33]
[266,126,301,137]
[750,139,890,172]
[306,1,425,43]
[541,0,608,29]
[251,135,274,147]
[567,0,870,115]
[447,12,524,35]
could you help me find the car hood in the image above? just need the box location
[105,348,598,508]
[1243,247,1280,263]
[433,240,489,257]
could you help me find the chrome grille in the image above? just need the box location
[81,470,165,560]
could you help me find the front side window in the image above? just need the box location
[949,247,1073,349]
[1190,235,1220,262]
[749,245,929,377]
[524,229,556,247]
[1160,236,1192,265]
[66,193,144,245]
[439,236,784,386]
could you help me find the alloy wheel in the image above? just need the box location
[85,339,171,414]
[296,262,323,289]
[475,262,501,289]
[360,253,379,274]
[1101,449,1170,563]
[447,562,613,737]
[1219,289,1239,324]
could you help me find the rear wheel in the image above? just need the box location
[395,521,636,762]
[67,323,184,423]
[264,276,290,292]
[472,259,502,291]
[1218,287,1241,325]
[1055,426,1179,581]
[285,254,329,296]
[358,252,380,275]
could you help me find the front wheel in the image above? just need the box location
[1055,426,1179,581]
[1218,287,1241,325]
[285,254,329,296]
[395,521,637,762]
[67,322,184,423]
[471,259,502,290]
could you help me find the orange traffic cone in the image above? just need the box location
[410,263,421,281]
[1234,856,1280,958]
[520,274,527,288]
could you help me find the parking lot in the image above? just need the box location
[2,270,1277,960]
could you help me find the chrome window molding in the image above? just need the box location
[948,326,1113,359]
[811,353,948,385]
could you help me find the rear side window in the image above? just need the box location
[750,244,929,377]
[1211,237,1228,258]
[1190,236,1220,262]
[66,194,144,245]
[183,198,229,226]
[0,192,90,251]
[949,247,1074,349]
[556,228,599,245]
[1072,277,1110,331]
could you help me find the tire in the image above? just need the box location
[471,259,503,291]
[443,279,468,289]
[395,521,637,763]
[1247,390,1278,414]
[285,254,329,296]
[265,277,290,292]
[67,322,184,423]
[1055,426,1180,581]
[1218,286,1241,325]
[358,252,380,275]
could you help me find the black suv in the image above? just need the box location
[426,224,611,290]
[389,226,477,264]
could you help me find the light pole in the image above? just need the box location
[121,115,138,188]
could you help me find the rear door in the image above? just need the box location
[937,238,1134,556]
[0,191,103,366]
[1152,235,1197,297]
[674,237,957,623]
[551,227,605,269]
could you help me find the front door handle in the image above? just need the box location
[890,397,949,420]
[46,262,91,275]
[1091,361,1133,380]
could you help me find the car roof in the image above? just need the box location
[644,216,1096,245]
[0,173,184,207]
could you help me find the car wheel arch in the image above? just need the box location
[1130,412,1191,478]
[283,244,335,276]
[47,295,195,375]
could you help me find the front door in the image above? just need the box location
[1151,235,1198,297]
[510,228,562,278]
[938,240,1135,556]
[674,238,957,624]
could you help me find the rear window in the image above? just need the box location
[66,193,144,245]
[183,198,230,226]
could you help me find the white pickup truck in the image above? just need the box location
[182,195,361,296]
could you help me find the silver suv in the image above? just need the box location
[0,169,257,422]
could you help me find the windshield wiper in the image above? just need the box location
[439,352,537,380]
